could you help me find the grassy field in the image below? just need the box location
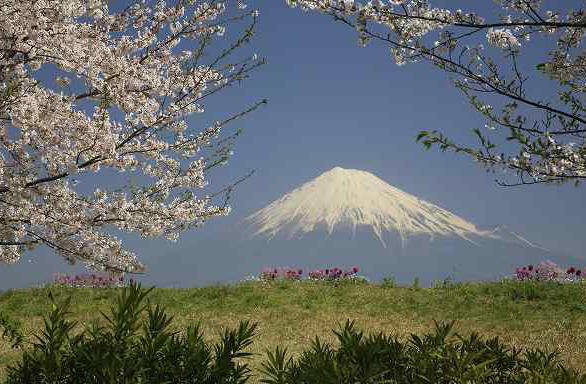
[2,279,586,381]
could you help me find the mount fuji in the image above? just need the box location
[247,167,538,248]
[241,167,579,285]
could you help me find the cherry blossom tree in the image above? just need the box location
[0,0,265,272]
[286,0,586,186]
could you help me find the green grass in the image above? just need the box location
[2,279,586,381]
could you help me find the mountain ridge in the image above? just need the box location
[246,167,536,248]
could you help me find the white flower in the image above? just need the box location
[0,0,254,272]
[486,28,521,49]
[55,76,71,87]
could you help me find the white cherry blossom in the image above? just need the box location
[286,0,586,186]
[1,0,264,272]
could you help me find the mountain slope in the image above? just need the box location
[246,167,514,247]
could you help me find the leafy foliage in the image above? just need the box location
[260,320,586,384]
[5,283,257,384]
[0,312,23,349]
[380,276,397,289]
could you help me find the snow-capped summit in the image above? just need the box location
[246,167,517,246]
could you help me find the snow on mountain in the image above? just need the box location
[246,167,535,247]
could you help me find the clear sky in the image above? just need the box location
[1,0,584,289]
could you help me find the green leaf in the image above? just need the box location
[416,131,429,142]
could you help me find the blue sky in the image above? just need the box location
[1,0,584,289]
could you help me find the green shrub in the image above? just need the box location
[0,312,23,349]
[412,277,421,290]
[380,276,397,289]
[432,277,456,289]
[508,281,546,302]
[5,283,257,384]
[260,320,586,384]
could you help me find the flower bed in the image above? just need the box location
[256,266,362,283]
[307,266,360,281]
[53,273,127,288]
[259,267,303,281]
[514,260,585,283]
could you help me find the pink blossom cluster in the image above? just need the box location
[53,273,128,288]
[308,266,359,281]
[514,260,585,282]
[259,267,303,281]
